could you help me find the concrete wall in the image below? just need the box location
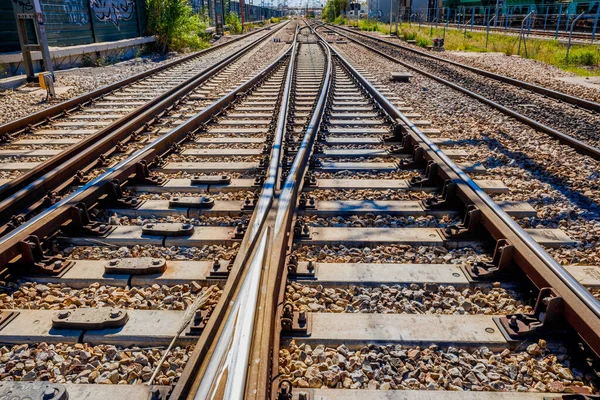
[1,0,147,53]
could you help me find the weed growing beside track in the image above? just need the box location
[331,17,600,76]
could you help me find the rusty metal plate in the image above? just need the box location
[142,223,194,237]
[52,308,128,330]
[104,257,167,275]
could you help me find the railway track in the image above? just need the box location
[0,23,292,237]
[321,24,600,160]
[0,21,298,399]
[255,23,599,400]
[0,19,599,400]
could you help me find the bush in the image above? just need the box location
[226,12,242,34]
[146,0,210,52]
[270,17,280,23]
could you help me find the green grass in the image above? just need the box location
[335,19,600,76]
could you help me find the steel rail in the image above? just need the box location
[330,24,600,113]
[316,26,600,356]
[0,38,292,275]
[169,37,299,399]
[0,24,274,137]
[255,29,333,400]
[185,29,299,400]
[323,25,600,161]
[0,23,289,233]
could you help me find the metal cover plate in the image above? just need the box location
[105,257,167,275]
[142,223,194,237]
[52,308,128,330]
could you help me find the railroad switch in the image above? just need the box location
[52,308,128,330]
[497,287,563,339]
[66,203,115,237]
[15,235,73,275]
[104,257,167,275]
[280,302,311,336]
[133,161,166,186]
[466,239,516,280]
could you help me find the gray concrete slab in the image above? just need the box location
[0,149,61,157]
[164,226,236,246]
[156,162,259,172]
[285,314,506,349]
[83,310,197,346]
[14,138,80,145]
[303,389,548,400]
[299,227,444,246]
[193,137,266,144]
[0,310,82,344]
[33,129,96,135]
[131,178,257,193]
[301,262,469,286]
[182,148,262,156]
[317,161,398,171]
[0,162,40,171]
[107,199,247,218]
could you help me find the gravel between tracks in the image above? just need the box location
[280,340,598,392]
[346,29,600,103]
[331,41,600,267]
[0,342,193,385]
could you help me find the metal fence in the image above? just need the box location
[367,1,600,42]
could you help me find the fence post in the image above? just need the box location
[555,3,562,39]
[543,4,548,31]
[486,14,496,49]
[593,1,600,42]
[471,7,474,31]
[566,12,585,62]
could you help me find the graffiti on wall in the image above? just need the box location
[12,0,33,12]
[90,0,136,27]
[65,0,89,25]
